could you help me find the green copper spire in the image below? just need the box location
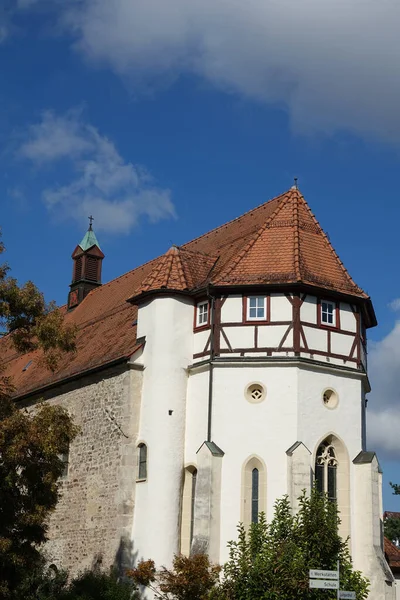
[79,216,101,251]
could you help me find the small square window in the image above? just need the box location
[321,301,336,326]
[247,296,266,320]
[196,301,209,327]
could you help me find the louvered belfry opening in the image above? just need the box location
[68,225,104,310]
[73,256,83,283]
[85,255,100,282]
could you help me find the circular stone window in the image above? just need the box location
[245,382,266,404]
[322,388,339,409]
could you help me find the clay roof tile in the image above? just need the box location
[1,187,372,399]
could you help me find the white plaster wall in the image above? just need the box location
[258,324,293,348]
[331,332,355,356]
[185,368,209,465]
[394,576,400,600]
[185,355,379,589]
[296,367,363,461]
[340,303,357,332]
[224,326,254,349]
[303,326,327,352]
[301,295,317,323]
[194,329,210,355]
[132,296,193,569]
[270,293,292,321]
[221,295,242,323]
[203,364,298,562]
[297,366,364,548]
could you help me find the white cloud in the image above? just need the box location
[54,0,400,142]
[389,298,400,312]
[368,319,400,458]
[19,109,94,164]
[19,110,175,234]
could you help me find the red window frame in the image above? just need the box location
[242,295,270,324]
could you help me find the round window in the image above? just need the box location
[322,388,339,409]
[245,382,266,404]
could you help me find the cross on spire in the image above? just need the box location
[88,215,94,230]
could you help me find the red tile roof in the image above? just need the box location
[385,512,400,520]
[131,188,366,298]
[385,537,400,570]
[0,260,156,399]
[1,188,373,399]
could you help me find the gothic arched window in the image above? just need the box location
[251,468,260,523]
[315,441,338,501]
[190,469,197,544]
[241,457,266,527]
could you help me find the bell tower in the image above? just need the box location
[68,217,104,310]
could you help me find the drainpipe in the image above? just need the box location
[206,286,216,443]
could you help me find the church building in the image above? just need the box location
[1,188,394,598]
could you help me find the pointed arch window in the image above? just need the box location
[241,456,266,527]
[251,468,259,523]
[137,443,147,480]
[315,441,338,501]
[190,469,197,545]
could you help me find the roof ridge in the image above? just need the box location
[163,251,175,288]
[177,246,217,259]
[140,255,167,291]
[297,194,365,294]
[292,191,301,281]
[215,190,294,282]
[170,247,189,289]
[181,190,291,249]
[140,246,190,293]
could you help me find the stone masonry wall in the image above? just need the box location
[22,364,142,576]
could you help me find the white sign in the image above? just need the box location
[309,569,339,580]
[309,579,339,590]
[339,592,356,599]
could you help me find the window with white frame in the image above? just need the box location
[321,300,335,326]
[196,301,209,327]
[247,296,266,320]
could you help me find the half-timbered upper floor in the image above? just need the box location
[192,291,366,370]
[0,187,375,400]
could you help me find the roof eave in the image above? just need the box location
[127,287,191,305]
[12,347,145,403]
[193,281,377,328]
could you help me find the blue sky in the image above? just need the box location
[1,0,400,509]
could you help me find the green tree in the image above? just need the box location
[384,482,400,544]
[390,482,400,495]
[0,234,78,598]
[212,489,369,600]
[60,568,138,600]
[0,232,76,370]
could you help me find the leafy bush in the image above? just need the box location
[11,566,137,600]
[128,553,221,599]
[212,489,369,600]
